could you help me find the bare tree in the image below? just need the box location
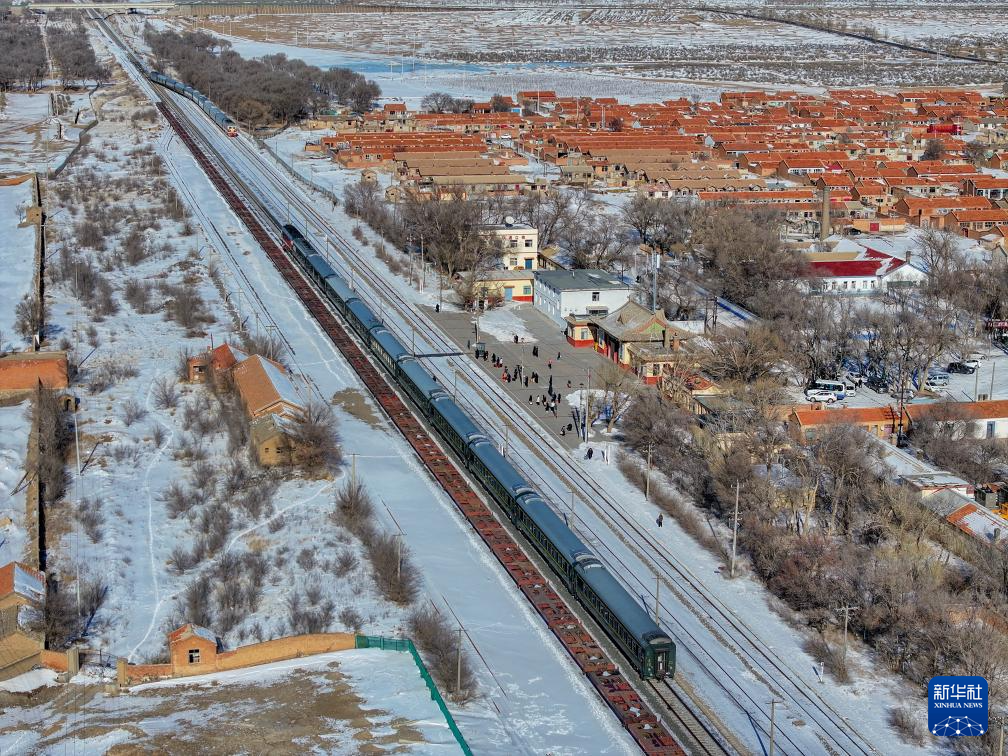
[290,400,342,475]
[564,212,630,271]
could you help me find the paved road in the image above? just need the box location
[423,303,619,452]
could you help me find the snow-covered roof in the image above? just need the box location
[13,564,44,603]
[258,357,302,409]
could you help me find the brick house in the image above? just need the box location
[787,405,909,443]
[186,343,249,383]
[0,562,46,681]
[250,414,298,467]
[168,623,220,671]
[232,355,305,420]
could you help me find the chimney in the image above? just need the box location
[820,185,831,242]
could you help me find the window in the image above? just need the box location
[591,292,600,302]
[509,239,518,248]
[509,257,518,267]
[988,421,996,439]
[524,238,533,248]
[522,286,531,295]
[188,649,201,664]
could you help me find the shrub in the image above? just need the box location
[153,376,179,409]
[888,706,925,746]
[122,398,147,427]
[338,607,364,634]
[367,532,419,606]
[77,497,104,543]
[332,478,374,537]
[408,605,475,702]
[162,481,197,518]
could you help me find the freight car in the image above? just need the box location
[147,70,238,136]
[280,224,675,680]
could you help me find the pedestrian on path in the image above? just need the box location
[467,339,471,350]
[586,448,594,460]
[514,334,519,344]
[536,395,541,405]
[560,427,566,437]
[533,345,538,358]
[524,376,529,387]
[656,513,664,528]
[529,394,533,404]
[547,360,552,370]
[557,352,562,361]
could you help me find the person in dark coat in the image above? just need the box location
[586,448,594,460]
[656,513,664,527]
[529,394,533,404]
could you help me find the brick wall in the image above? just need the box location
[40,649,69,673]
[118,633,356,685]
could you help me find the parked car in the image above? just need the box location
[948,361,977,374]
[962,358,981,371]
[891,388,917,402]
[922,380,946,393]
[805,389,838,404]
[926,373,949,387]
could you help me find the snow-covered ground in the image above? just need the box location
[0,649,462,754]
[0,402,31,566]
[0,92,92,175]
[0,178,35,349]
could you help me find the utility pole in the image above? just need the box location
[838,605,859,666]
[652,251,659,313]
[456,627,463,693]
[769,699,783,756]
[975,367,981,401]
[730,480,740,578]
[997,714,1004,756]
[654,575,660,622]
[645,443,652,501]
[351,453,357,487]
[992,361,996,400]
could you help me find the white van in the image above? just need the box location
[810,379,847,399]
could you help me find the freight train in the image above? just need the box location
[147,70,238,136]
[281,224,676,680]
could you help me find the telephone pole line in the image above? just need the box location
[837,605,859,666]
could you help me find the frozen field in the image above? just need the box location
[0,649,460,754]
[0,178,36,348]
[155,3,1008,89]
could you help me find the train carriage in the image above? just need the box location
[430,396,485,459]
[468,439,534,513]
[323,273,357,315]
[369,327,410,373]
[575,557,675,679]
[515,494,589,589]
[397,357,443,411]
[345,298,382,340]
[306,253,338,287]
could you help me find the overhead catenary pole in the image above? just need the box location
[838,604,859,666]
[645,442,653,500]
[769,698,783,756]
[654,575,660,623]
[456,627,463,693]
[730,480,740,578]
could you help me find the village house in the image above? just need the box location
[250,414,299,467]
[805,247,926,293]
[908,400,1008,440]
[232,355,306,420]
[787,405,909,443]
[186,342,249,383]
[0,562,46,680]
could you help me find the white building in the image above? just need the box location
[482,220,539,271]
[533,269,632,324]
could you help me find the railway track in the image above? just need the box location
[92,16,691,753]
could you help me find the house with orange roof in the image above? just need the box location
[892,194,992,227]
[948,208,1008,237]
[787,405,909,443]
[0,562,45,680]
[232,355,305,421]
[908,400,1008,440]
[966,175,1008,201]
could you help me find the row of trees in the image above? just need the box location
[47,18,108,88]
[144,28,380,126]
[0,16,47,90]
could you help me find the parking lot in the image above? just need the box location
[789,345,1008,411]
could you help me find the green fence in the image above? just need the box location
[355,635,472,756]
